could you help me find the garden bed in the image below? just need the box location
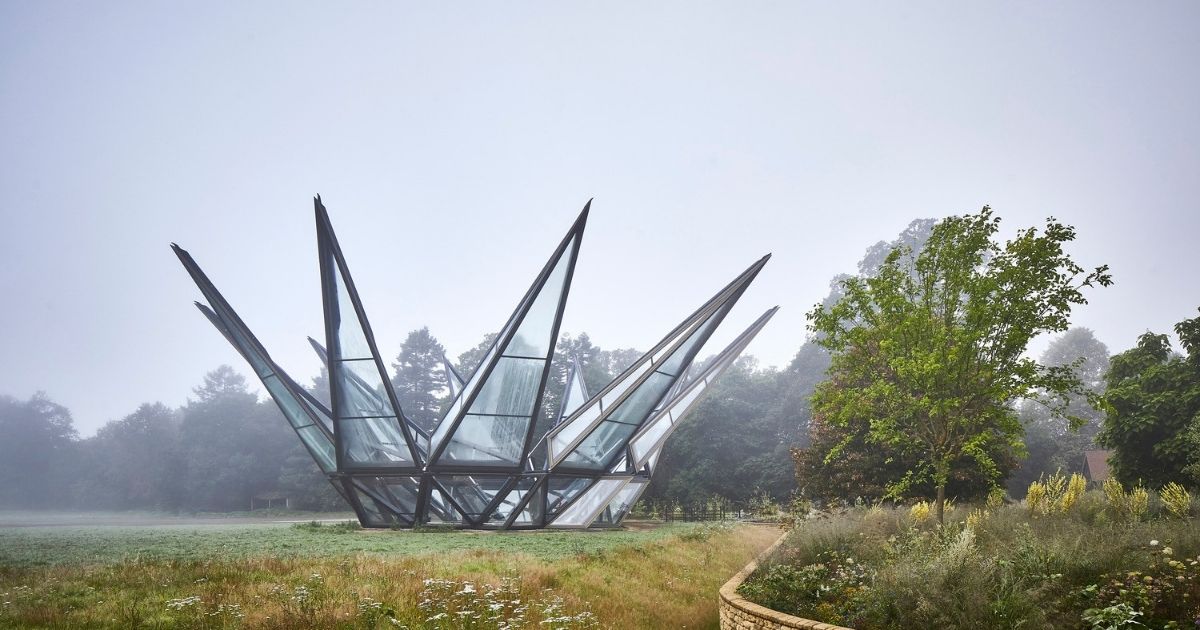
[738,489,1199,629]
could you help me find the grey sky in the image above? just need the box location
[2,2,1197,435]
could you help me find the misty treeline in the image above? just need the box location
[1,216,1195,515]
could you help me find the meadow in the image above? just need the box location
[739,481,1200,629]
[0,517,780,629]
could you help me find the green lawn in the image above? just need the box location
[0,520,699,567]
[0,517,781,629]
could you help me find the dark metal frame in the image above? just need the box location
[173,196,772,529]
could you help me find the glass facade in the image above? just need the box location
[174,196,773,529]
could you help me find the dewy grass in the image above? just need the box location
[738,495,1200,629]
[0,521,780,629]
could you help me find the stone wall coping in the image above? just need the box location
[718,526,855,630]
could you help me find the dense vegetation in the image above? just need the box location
[739,482,1199,629]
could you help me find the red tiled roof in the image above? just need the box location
[1083,450,1111,482]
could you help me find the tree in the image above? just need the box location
[1099,309,1200,488]
[646,358,795,510]
[0,392,78,508]
[808,207,1111,522]
[1007,328,1110,495]
[391,327,448,433]
[74,403,180,509]
[177,366,293,511]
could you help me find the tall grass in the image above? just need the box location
[0,521,778,629]
[739,492,1200,629]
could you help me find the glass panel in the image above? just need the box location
[646,448,661,472]
[381,477,421,516]
[262,375,313,429]
[561,420,638,471]
[559,366,588,423]
[297,425,335,472]
[551,479,627,527]
[605,480,647,525]
[655,306,724,377]
[550,403,600,456]
[502,237,575,358]
[336,359,394,418]
[509,483,545,527]
[425,487,465,524]
[599,358,654,411]
[606,372,673,426]
[467,357,544,416]
[352,488,398,527]
[440,414,530,465]
[331,264,372,359]
[438,475,509,519]
[485,476,537,526]
[340,417,413,465]
[545,476,592,518]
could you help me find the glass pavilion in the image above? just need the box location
[173,198,775,529]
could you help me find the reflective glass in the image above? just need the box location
[467,357,543,416]
[605,480,647,524]
[330,262,372,359]
[551,479,627,527]
[440,414,530,465]
[425,487,465,524]
[439,475,509,519]
[561,420,638,470]
[335,359,394,418]
[545,476,592,518]
[352,488,398,527]
[549,403,600,457]
[509,483,545,527]
[262,375,313,429]
[559,365,588,422]
[340,417,413,465]
[502,238,575,358]
[655,306,724,377]
[297,425,336,471]
[381,477,421,516]
[485,477,537,526]
[606,371,673,426]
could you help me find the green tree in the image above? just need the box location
[74,403,180,509]
[391,327,448,433]
[1099,309,1200,488]
[808,207,1111,522]
[0,392,78,508]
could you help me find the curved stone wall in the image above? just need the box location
[718,529,855,630]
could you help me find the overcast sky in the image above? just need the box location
[2,2,1197,435]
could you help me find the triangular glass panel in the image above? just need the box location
[549,478,631,528]
[429,207,587,469]
[315,199,419,467]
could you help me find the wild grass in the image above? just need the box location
[0,521,779,629]
[739,492,1200,629]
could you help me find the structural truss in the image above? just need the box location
[173,197,775,529]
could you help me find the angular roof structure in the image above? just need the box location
[174,197,775,529]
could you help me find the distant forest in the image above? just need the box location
[1,217,1178,515]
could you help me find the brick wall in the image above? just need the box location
[718,529,855,630]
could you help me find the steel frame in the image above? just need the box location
[173,196,773,529]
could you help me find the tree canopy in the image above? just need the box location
[1099,308,1200,488]
[806,207,1111,521]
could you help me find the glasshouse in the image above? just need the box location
[173,198,774,529]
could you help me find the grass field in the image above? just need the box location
[0,516,780,629]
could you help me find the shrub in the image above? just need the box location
[1027,471,1086,516]
[1159,482,1192,520]
[908,501,931,523]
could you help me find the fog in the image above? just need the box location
[2,2,1198,436]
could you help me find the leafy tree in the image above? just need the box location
[807,208,1111,522]
[1099,309,1200,488]
[177,366,293,511]
[391,327,448,433]
[73,403,180,509]
[455,333,499,380]
[0,392,78,508]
